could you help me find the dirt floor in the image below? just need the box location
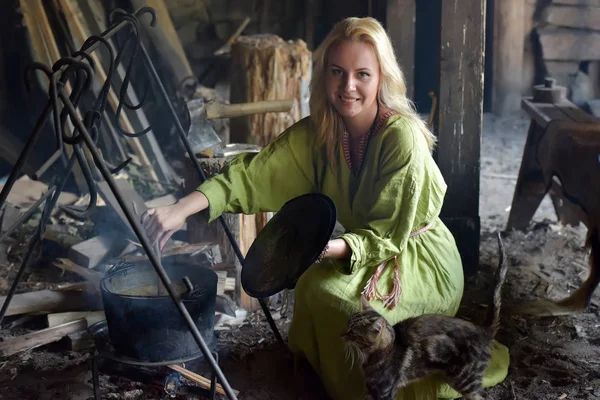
[1,111,599,399]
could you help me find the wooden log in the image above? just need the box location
[0,319,87,357]
[386,0,416,99]
[542,5,600,31]
[229,34,312,146]
[47,311,105,328]
[0,290,99,317]
[131,0,197,97]
[492,0,525,115]
[434,0,485,275]
[537,27,600,61]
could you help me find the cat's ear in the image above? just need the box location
[360,295,372,311]
[374,316,388,332]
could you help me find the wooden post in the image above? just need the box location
[492,0,525,116]
[386,0,416,99]
[434,0,486,276]
[229,35,312,146]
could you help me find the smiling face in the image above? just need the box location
[326,39,381,132]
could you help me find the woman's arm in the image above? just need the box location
[141,191,209,249]
[324,238,351,260]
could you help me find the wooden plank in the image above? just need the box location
[492,0,525,115]
[386,0,416,99]
[555,101,600,123]
[435,0,485,275]
[67,233,124,269]
[0,290,98,317]
[538,27,600,61]
[66,331,95,351]
[19,0,87,193]
[54,258,103,284]
[542,5,600,31]
[47,311,105,328]
[0,319,87,357]
[522,97,599,127]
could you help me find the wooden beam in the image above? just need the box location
[537,27,600,61]
[0,319,87,357]
[492,0,524,116]
[435,0,485,275]
[542,5,600,31]
[386,0,416,99]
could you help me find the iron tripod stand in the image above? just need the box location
[0,6,285,400]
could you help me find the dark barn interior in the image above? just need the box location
[1,0,600,399]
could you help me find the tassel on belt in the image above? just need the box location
[361,222,434,310]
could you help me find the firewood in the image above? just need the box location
[54,258,103,285]
[0,319,87,357]
[167,364,239,396]
[46,311,105,328]
[0,290,100,317]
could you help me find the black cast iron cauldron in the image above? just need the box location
[100,261,218,362]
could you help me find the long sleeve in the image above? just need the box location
[196,117,316,222]
[337,119,446,274]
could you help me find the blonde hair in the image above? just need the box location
[310,17,436,165]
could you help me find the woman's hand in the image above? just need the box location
[141,191,209,250]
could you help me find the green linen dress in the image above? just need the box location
[197,109,509,400]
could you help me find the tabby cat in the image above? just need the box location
[342,232,508,400]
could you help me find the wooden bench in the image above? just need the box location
[507,78,600,312]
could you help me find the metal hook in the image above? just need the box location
[134,7,158,27]
[24,62,53,93]
[24,63,67,171]
[52,59,94,145]
[81,36,116,112]
[78,35,134,173]
[60,143,98,219]
[108,15,154,137]
[72,50,96,72]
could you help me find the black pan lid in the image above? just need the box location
[241,193,337,298]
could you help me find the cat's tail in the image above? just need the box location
[486,232,508,338]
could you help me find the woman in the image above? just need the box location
[142,17,509,400]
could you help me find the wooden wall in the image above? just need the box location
[495,0,600,115]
